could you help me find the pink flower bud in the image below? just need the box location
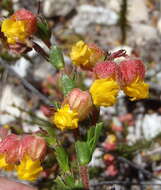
[93,61,117,79]
[117,57,145,86]
[11,9,37,34]
[105,165,118,177]
[0,134,21,164]
[20,135,46,161]
[63,88,93,121]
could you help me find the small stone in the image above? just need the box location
[71,5,118,34]
[11,57,30,78]
[0,85,26,124]
[43,0,77,17]
[128,24,158,45]
[157,18,161,35]
[128,0,148,23]
[142,113,161,140]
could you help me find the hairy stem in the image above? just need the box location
[80,165,90,190]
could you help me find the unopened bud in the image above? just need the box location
[93,61,117,79]
[117,57,145,86]
[105,165,118,177]
[63,88,93,120]
[0,134,21,164]
[20,135,46,161]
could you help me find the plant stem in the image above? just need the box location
[80,165,90,190]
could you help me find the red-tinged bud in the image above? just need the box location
[117,57,145,86]
[63,88,93,121]
[93,61,117,79]
[11,9,37,34]
[103,154,115,164]
[0,134,21,164]
[105,165,118,177]
[20,135,46,161]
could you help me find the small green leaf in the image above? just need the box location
[65,176,75,187]
[87,122,103,155]
[55,176,68,189]
[59,74,75,96]
[75,141,91,165]
[55,146,70,172]
[44,136,57,147]
[37,21,51,40]
[49,45,65,70]
[75,123,103,166]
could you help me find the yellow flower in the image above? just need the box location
[1,19,28,44]
[52,104,79,131]
[106,135,117,144]
[70,41,93,69]
[90,78,119,107]
[122,78,149,101]
[0,154,15,171]
[16,155,43,181]
[70,40,104,70]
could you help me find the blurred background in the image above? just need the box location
[0,0,161,190]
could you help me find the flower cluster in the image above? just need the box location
[71,41,149,107]
[0,134,46,181]
[91,57,149,106]
[1,9,37,45]
[52,41,149,131]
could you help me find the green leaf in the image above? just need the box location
[59,74,75,96]
[65,176,75,187]
[75,141,91,165]
[55,146,70,172]
[75,123,103,166]
[44,136,57,147]
[37,21,51,40]
[55,176,68,190]
[87,122,103,155]
[49,45,65,70]
[55,176,83,190]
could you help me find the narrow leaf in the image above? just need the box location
[49,45,65,70]
[87,122,103,154]
[75,141,90,165]
[37,21,51,40]
[55,146,70,172]
[59,74,75,96]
